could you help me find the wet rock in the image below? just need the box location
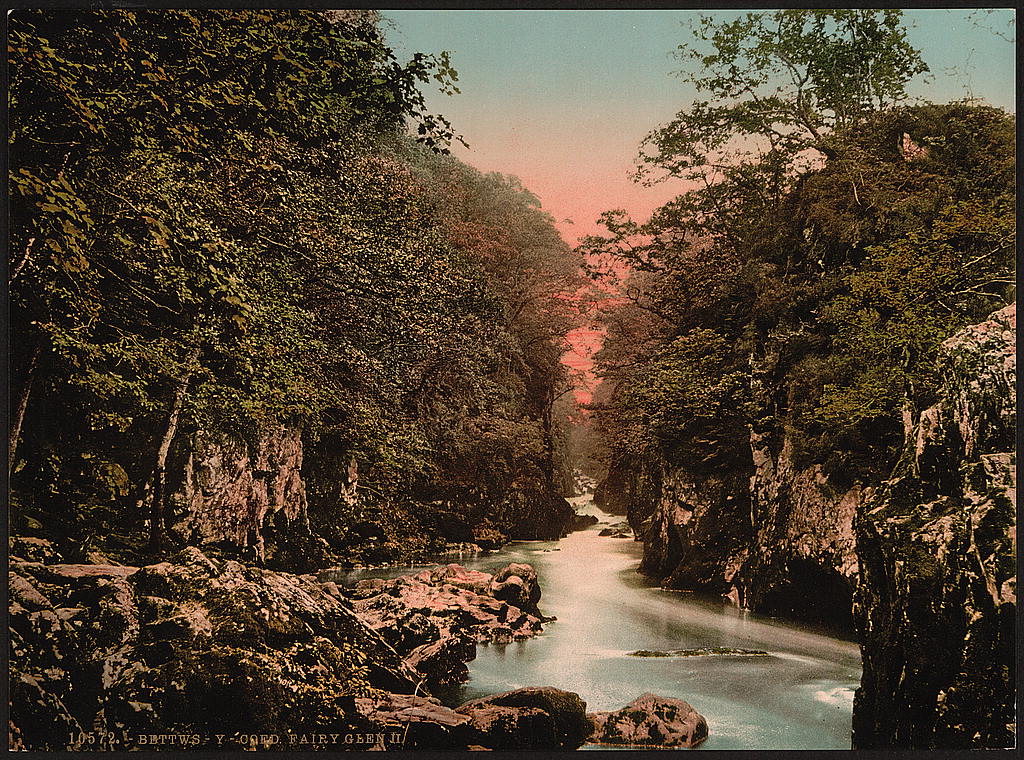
[457,687,591,750]
[588,692,708,748]
[347,562,545,693]
[356,687,590,751]
[628,647,768,657]
[405,635,476,686]
[488,562,541,612]
[471,523,508,551]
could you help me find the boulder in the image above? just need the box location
[568,513,599,532]
[588,693,708,748]
[404,635,476,687]
[355,693,473,749]
[488,562,541,612]
[8,546,417,750]
[356,687,591,751]
[598,521,633,538]
[458,687,590,750]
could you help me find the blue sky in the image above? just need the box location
[383,9,1016,243]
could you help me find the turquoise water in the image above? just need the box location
[330,496,862,750]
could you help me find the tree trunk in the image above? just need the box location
[9,342,42,472]
[147,346,200,555]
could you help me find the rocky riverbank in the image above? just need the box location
[8,542,703,750]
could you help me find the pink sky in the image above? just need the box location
[385,10,1017,410]
[440,122,683,408]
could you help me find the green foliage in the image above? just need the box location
[590,10,1014,485]
[9,9,582,561]
[616,330,750,463]
[639,9,928,181]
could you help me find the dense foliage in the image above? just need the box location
[8,9,583,563]
[585,10,1014,485]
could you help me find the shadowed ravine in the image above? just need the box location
[333,496,862,750]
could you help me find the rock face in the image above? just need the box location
[346,562,546,690]
[852,303,1016,749]
[170,427,315,564]
[598,325,871,631]
[8,546,416,750]
[737,430,865,627]
[457,687,591,750]
[588,693,709,748]
[611,456,752,598]
[8,546,574,751]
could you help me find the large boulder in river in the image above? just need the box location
[489,485,576,540]
[588,693,709,748]
[569,513,600,532]
[457,687,591,750]
[488,562,541,612]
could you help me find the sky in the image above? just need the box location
[381,9,1017,402]
[384,9,1016,246]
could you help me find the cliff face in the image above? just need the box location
[609,441,858,623]
[852,303,1016,749]
[600,305,1015,661]
[169,426,322,567]
[737,431,865,626]
[618,456,751,597]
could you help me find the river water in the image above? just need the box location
[331,496,862,750]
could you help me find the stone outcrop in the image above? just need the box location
[169,426,325,567]
[593,466,630,515]
[8,546,416,751]
[588,693,708,748]
[611,456,752,598]
[852,303,1016,749]
[457,687,591,750]
[346,562,546,690]
[737,430,865,627]
[8,545,574,751]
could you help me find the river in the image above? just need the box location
[331,495,862,750]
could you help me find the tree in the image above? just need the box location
[638,9,928,181]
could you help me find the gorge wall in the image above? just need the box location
[598,304,1016,746]
[852,303,1016,749]
[160,428,577,571]
[609,431,861,627]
